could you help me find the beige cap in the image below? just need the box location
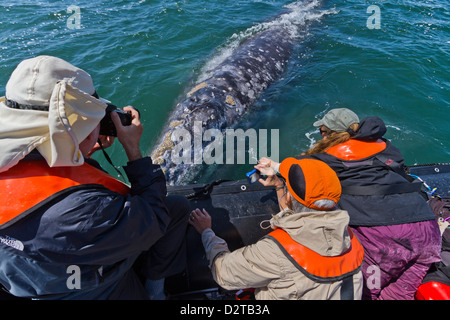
[0,56,107,172]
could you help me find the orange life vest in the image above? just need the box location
[326,139,386,160]
[0,160,130,228]
[267,228,364,282]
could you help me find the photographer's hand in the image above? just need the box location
[111,106,143,162]
[86,135,115,157]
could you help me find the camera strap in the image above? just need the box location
[97,139,127,183]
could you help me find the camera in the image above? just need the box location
[99,104,132,137]
[246,169,261,184]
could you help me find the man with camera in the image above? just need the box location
[0,56,190,299]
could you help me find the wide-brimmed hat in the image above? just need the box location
[279,157,341,211]
[313,108,359,132]
[0,55,108,173]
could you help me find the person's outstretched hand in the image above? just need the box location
[255,157,283,188]
[189,208,212,234]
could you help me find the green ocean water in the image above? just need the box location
[1,0,448,184]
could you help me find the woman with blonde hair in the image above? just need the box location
[256,108,441,300]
